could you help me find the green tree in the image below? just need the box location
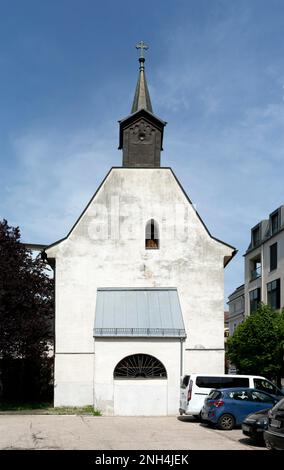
[0,219,54,401]
[227,304,284,385]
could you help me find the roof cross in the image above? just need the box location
[136,41,149,59]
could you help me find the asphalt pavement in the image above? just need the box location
[0,414,266,450]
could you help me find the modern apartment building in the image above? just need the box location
[227,284,245,335]
[227,205,284,335]
[244,205,284,315]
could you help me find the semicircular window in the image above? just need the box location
[114,354,167,379]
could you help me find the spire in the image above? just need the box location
[119,42,166,167]
[131,41,153,114]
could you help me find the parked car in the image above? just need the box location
[201,388,277,430]
[242,408,270,442]
[264,397,284,450]
[180,373,283,418]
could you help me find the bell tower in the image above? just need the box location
[119,42,166,168]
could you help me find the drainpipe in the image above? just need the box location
[261,243,264,302]
[180,338,184,377]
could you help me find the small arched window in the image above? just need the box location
[145,219,159,249]
[114,354,167,379]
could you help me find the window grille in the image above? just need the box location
[114,354,167,379]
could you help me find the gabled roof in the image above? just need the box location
[44,167,237,267]
[227,284,245,302]
[21,243,47,251]
[118,108,166,150]
[119,108,166,127]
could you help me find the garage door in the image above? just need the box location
[113,354,168,416]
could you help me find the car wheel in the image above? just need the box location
[217,413,235,430]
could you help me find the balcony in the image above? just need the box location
[251,266,261,280]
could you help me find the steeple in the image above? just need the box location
[118,42,166,168]
[131,41,153,114]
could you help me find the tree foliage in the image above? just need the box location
[0,219,54,401]
[227,304,284,382]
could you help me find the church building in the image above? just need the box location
[45,43,236,416]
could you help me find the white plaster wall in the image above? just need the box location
[47,168,233,406]
[183,349,225,375]
[114,380,167,416]
[54,353,94,406]
[94,338,181,416]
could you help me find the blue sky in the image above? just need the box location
[1,0,284,302]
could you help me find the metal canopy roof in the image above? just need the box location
[94,288,186,338]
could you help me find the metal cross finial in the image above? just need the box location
[136,41,149,59]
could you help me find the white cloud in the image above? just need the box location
[2,125,118,244]
[2,3,284,304]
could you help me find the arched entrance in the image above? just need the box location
[113,353,168,416]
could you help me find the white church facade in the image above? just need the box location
[45,45,236,416]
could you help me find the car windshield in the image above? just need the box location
[250,390,274,403]
[254,378,282,396]
[273,397,284,411]
[254,408,270,415]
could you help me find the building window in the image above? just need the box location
[270,210,280,235]
[249,288,261,313]
[145,219,159,249]
[270,243,278,271]
[267,279,280,310]
[113,354,167,379]
[250,256,261,280]
[252,225,261,247]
